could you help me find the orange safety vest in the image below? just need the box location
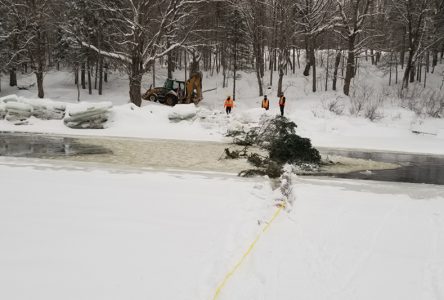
[262,99,269,109]
[279,96,286,106]
[224,98,234,108]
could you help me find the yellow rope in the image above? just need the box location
[212,203,285,300]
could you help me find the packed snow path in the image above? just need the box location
[1,159,443,300]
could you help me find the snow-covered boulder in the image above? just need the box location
[168,104,197,121]
[22,98,66,120]
[0,94,19,103]
[5,102,33,124]
[64,102,112,129]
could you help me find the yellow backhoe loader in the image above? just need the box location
[142,72,202,106]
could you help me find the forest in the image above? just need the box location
[1,0,443,107]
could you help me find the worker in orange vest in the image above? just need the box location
[261,95,269,110]
[224,96,234,114]
[278,92,286,116]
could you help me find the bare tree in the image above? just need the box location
[236,0,267,96]
[388,0,433,89]
[0,0,58,98]
[65,0,204,106]
[294,0,335,92]
[335,0,373,96]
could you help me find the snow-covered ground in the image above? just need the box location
[1,62,444,154]
[1,159,443,300]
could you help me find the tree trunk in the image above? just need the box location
[256,65,263,96]
[81,62,86,89]
[222,66,227,88]
[277,66,284,97]
[432,50,438,73]
[325,49,330,91]
[104,62,108,82]
[400,27,406,69]
[233,42,237,100]
[343,37,355,96]
[167,41,173,79]
[129,78,142,107]
[403,46,415,89]
[297,49,300,68]
[184,51,187,81]
[332,50,341,91]
[440,43,444,62]
[75,65,80,102]
[312,50,316,93]
[375,51,381,65]
[36,70,44,98]
[94,59,98,89]
[410,62,416,83]
[292,47,296,74]
[152,59,156,87]
[389,52,393,86]
[9,68,17,86]
[74,65,79,85]
[254,42,264,96]
[130,56,143,107]
[417,58,421,82]
[269,50,273,86]
[99,56,103,95]
[370,49,375,65]
[87,58,92,95]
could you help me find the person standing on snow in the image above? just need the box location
[224,96,234,114]
[261,95,269,110]
[278,92,286,116]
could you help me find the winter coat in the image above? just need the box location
[279,96,286,106]
[262,98,269,109]
[224,97,234,108]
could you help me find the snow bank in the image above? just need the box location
[64,101,112,129]
[0,94,19,103]
[168,103,197,121]
[0,94,67,123]
[21,98,66,120]
[4,102,33,123]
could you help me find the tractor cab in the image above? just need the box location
[164,78,185,93]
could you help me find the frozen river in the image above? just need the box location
[1,132,443,185]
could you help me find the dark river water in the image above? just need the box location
[1,132,444,185]
[319,148,444,185]
[0,132,111,157]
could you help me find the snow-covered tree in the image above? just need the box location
[64,0,205,107]
[335,0,374,96]
[235,0,267,96]
[294,0,335,93]
[0,0,59,98]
